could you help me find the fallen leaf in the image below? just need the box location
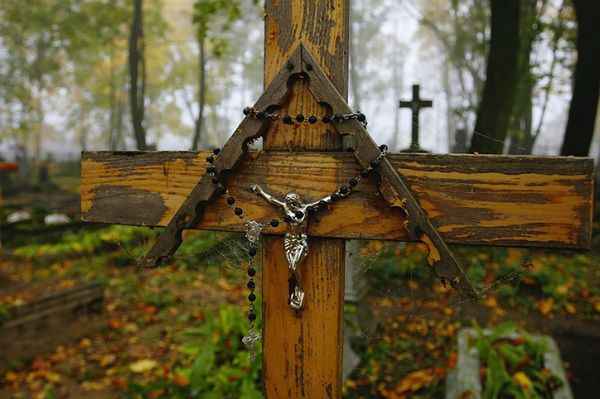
[129,359,157,373]
[391,368,437,396]
[564,303,577,314]
[538,298,554,316]
[112,377,128,391]
[556,284,569,295]
[484,296,499,309]
[513,371,533,392]
[521,276,535,285]
[99,354,116,367]
[4,370,18,382]
[108,318,123,330]
[446,352,458,369]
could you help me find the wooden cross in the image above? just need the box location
[80,2,593,397]
[400,84,433,153]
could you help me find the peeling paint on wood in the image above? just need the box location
[82,185,166,226]
[81,151,594,249]
[262,237,344,398]
[262,4,348,395]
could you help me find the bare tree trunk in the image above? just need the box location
[128,0,147,150]
[469,0,521,154]
[191,37,206,151]
[560,0,600,156]
[391,48,403,151]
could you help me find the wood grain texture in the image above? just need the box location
[263,0,349,150]
[262,237,344,398]
[81,151,594,249]
[262,6,348,395]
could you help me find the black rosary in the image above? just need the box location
[205,108,387,361]
[243,107,368,127]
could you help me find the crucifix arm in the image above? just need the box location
[249,185,285,208]
[306,194,332,210]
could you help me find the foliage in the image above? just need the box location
[192,0,257,57]
[473,322,564,399]
[126,305,262,399]
[13,226,155,263]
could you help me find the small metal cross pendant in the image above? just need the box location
[242,326,262,362]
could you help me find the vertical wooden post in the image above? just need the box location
[262,1,349,397]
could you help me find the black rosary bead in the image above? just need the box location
[319,200,328,208]
[331,193,339,202]
[308,115,318,124]
[370,160,380,168]
[360,170,370,178]
[207,166,216,174]
[357,113,366,122]
[247,281,255,289]
[234,207,243,216]
[256,111,266,119]
[283,115,293,124]
[296,114,305,122]
[322,115,331,123]
[227,196,235,205]
[248,267,256,277]
[283,214,292,223]
[248,312,257,321]
[270,219,279,227]
[248,293,256,302]
[339,186,349,195]
[217,184,227,194]
[206,156,214,164]
[243,107,252,115]
[294,210,304,219]
[211,176,219,184]
[379,144,388,152]
[248,247,257,257]
[213,148,221,155]
[349,178,358,187]
[414,226,424,238]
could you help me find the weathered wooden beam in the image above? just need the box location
[81,151,594,249]
[262,2,349,397]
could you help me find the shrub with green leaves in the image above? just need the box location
[126,305,263,399]
[473,322,564,399]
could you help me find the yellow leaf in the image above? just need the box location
[129,359,158,373]
[4,370,18,382]
[41,371,61,383]
[564,303,577,314]
[484,296,499,309]
[99,354,117,367]
[392,369,437,395]
[513,372,533,392]
[556,284,568,295]
[538,298,554,316]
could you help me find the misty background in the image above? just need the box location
[0,0,597,164]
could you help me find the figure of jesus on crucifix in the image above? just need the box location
[250,184,336,313]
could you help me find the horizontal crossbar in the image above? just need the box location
[81,151,593,249]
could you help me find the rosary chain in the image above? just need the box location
[243,107,368,127]
[203,110,387,361]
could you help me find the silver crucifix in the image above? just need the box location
[250,185,334,314]
[242,325,262,362]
